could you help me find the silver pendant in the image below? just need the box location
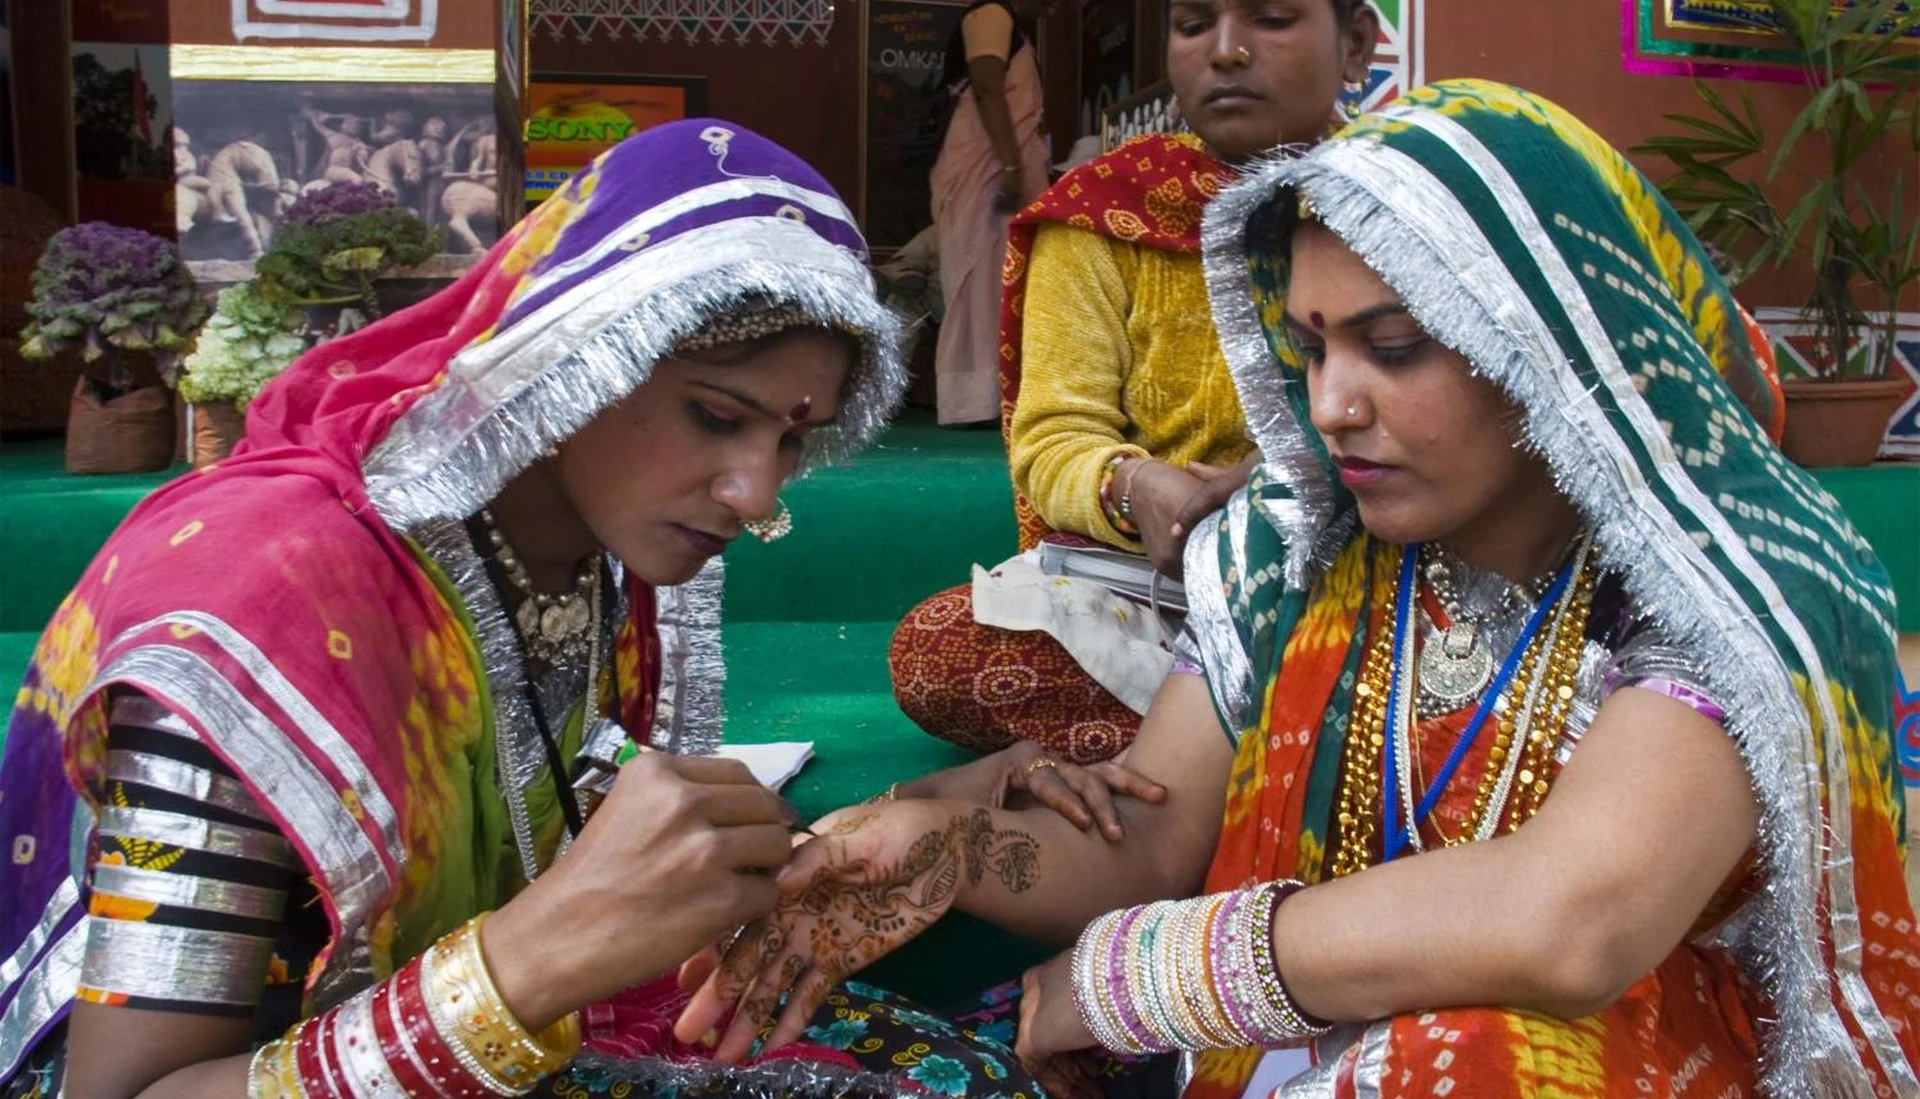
[1418,622,1494,708]
[515,599,543,639]
[540,599,589,642]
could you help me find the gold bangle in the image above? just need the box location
[246,1020,308,1099]
[425,914,581,1094]
[867,781,901,804]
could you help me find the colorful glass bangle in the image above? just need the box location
[391,950,478,1097]
[251,913,580,1099]
[1073,883,1331,1055]
[368,959,451,1098]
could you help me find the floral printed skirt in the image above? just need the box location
[6,981,1171,1099]
[538,980,1044,1099]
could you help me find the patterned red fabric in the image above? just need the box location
[997,133,1231,549]
[886,135,1231,762]
[888,586,1140,764]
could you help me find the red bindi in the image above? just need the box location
[1309,311,1325,330]
[786,396,813,424]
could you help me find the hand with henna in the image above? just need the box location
[673,801,1042,1063]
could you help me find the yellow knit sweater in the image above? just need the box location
[1007,222,1252,550]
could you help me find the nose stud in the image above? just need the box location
[1344,405,1358,419]
[1233,46,1252,65]
[745,499,793,544]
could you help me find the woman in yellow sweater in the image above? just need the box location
[889,0,1380,763]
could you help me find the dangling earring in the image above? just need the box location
[745,500,793,544]
[1339,79,1365,122]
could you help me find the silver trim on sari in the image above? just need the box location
[363,219,905,534]
[1200,97,1904,1096]
[80,920,274,1006]
[93,645,391,1010]
[92,863,288,922]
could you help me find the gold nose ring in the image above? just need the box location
[1233,46,1252,64]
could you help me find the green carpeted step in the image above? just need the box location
[723,620,971,818]
[721,419,1014,623]
[0,444,186,632]
[0,415,1018,634]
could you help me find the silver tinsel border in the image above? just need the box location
[1180,491,1254,727]
[1198,144,1340,594]
[363,219,906,533]
[650,558,727,757]
[410,518,550,884]
[86,643,388,1012]
[1202,116,1897,1094]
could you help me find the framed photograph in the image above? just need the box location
[172,78,499,270]
[523,74,706,206]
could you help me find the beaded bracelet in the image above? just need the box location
[1098,453,1144,537]
[246,914,582,1099]
[1069,882,1330,1055]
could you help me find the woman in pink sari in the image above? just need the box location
[0,121,1040,1099]
[930,0,1051,427]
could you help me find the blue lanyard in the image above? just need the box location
[1380,544,1577,862]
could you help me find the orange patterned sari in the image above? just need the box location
[1179,81,1912,1098]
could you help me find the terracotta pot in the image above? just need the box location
[190,400,246,468]
[1779,378,1913,468]
[65,377,177,475]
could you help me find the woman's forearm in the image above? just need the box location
[966,58,1024,168]
[951,678,1233,940]
[1273,692,1756,1024]
[1269,832,1591,1023]
[937,794,1214,942]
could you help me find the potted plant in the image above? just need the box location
[177,283,308,466]
[19,222,208,474]
[1634,0,1920,467]
[254,182,440,341]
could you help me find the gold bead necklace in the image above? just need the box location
[1330,537,1598,876]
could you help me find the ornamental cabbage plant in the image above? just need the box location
[20,222,208,390]
[177,284,309,408]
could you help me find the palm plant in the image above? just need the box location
[1634,0,1920,379]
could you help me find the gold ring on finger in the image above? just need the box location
[1025,756,1059,777]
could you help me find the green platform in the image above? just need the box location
[2,423,1916,1003]
[0,419,1045,1005]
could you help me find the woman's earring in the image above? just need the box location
[745,500,793,544]
[1339,79,1366,122]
